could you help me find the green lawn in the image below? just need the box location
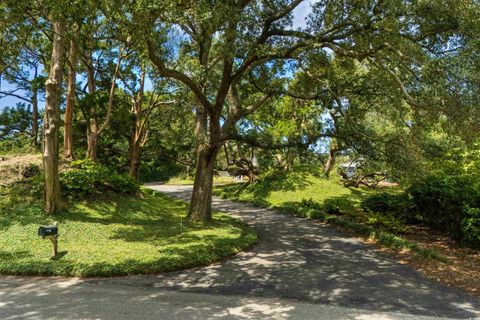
[214,168,370,208]
[0,188,256,277]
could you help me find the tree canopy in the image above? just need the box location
[0,0,478,220]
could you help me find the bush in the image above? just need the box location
[322,197,355,215]
[461,206,480,248]
[0,133,35,155]
[362,192,399,213]
[366,212,407,234]
[407,174,480,240]
[60,160,139,198]
[361,192,416,223]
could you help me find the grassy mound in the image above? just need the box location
[214,167,370,207]
[0,188,256,277]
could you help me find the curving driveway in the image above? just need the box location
[1,184,479,319]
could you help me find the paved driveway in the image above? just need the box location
[1,184,479,319]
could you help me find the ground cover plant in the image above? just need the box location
[0,184,256,277]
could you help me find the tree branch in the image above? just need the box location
[146,39,212,112]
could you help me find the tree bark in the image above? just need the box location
[43,19,66,214]
[128,139,142,180]
[31,80,39,147]
[86,127,98,160]
[324,139,338,177]
[63,25,78,160]
[189,144,218,222]
[188,107,218,222]
[84,50,97,160]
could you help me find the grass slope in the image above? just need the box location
[0,188,256,277]
[214,167,369,208]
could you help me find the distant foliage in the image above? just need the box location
[0,133,35,155]
[0,103,32,139]
[139,159,183,183]
[60,160,139,197]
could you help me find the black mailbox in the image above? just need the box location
[38,225,58,238]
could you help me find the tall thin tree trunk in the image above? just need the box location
[128,139,142,180]
[128,67,146,180]
[31,80,39,147]
[63,26,78,160]
[43,19,66,214]
[84,50,97,160]
[86,126,98,160]
[85,48,123,161]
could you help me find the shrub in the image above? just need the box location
[461,206,480,248]
[107,173,140,194]
[322,197,355,215]
[361,192,417,223]
[407,174,480,239]
[362,192,399,213]
[60,160,139,198]
[366,212,407,234]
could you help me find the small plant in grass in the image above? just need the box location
[366,212,407,234]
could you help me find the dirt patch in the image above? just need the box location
[0,154,42,185]
[368,225,480,297]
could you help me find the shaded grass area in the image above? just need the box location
[0,187,256,277]
[167,175,239,185]
[214,169,446,263]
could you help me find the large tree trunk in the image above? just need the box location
[189,145,218,222]
[188,107,218,222]
[43,19,66,214]
[63,29,78,160]
[324,139,338,177]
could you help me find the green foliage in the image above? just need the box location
[0,133,36,156]
[60,160,139,198]
[0,190,257,277]
[361,192,417,223]
[139,159,183,183]
[461,206,480,248]
[366,212,407,234]
[407,174,480,240]
[0,103,32,139]
[361,192,400,213]
[322,197,355,215]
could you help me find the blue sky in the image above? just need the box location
[0,1,315,112]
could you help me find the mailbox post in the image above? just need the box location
[38,222,58,257]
